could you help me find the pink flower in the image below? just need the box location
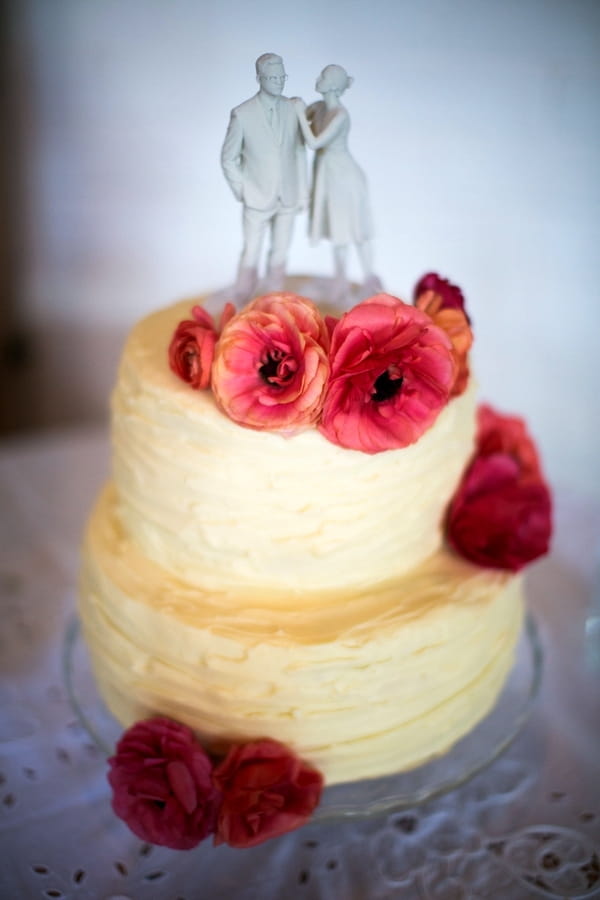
[211,293,330,434]
[319,294,456,454]
[168,303,235,389]
[107,717,221,850]
[447,405,552,570]
[414,272,469,319]
[213,740,323,849]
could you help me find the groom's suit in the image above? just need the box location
[222,92,306,211]
[221,92,306,272]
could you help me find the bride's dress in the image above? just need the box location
[307,101,374,246]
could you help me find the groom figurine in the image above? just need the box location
[221,53,307,303]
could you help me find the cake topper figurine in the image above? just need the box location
[221,53,307,304]
[294,65,382,302]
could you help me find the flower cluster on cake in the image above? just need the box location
[88,273,553,850]
[169,274,471,452]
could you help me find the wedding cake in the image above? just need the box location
[79,276,551,849]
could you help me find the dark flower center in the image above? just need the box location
[259,348,297,387]
[372,369,404,403]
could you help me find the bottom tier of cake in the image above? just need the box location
[79,484,523,786]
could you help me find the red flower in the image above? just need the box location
[447,405,552,571]
[108,717,221,850]
[414,272,469,319]
[477,404,543,480]
[211,293,330,434]
[319,294,456,454]
[168,303,235,389]
[213,740,323,849]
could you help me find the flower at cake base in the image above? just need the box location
[108,717,221,850]
[211,293,330,434]
[447,405,552,571]
[169,303,235,390]
[213,739,324,848]
[414,273,473,398]
[319,294,456,454]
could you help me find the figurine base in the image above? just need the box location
[204,273,378,315]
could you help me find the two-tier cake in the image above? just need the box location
[79,276,551,849]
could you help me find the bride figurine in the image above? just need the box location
[294,65,382,302]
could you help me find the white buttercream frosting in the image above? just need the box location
[111,299,477,592]
[79,293,523,786]
[81,485,522,785]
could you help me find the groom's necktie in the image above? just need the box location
[268,100,280,137]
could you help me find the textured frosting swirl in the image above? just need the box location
[111,299,478,592]
[81,485,523,785]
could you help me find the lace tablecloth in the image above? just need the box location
[0,425,599,900]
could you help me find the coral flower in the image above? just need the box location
[211,293,330,434]
[414,273,473,397]
[168,303,235,390]
[213,740,324,849]
[107,717,221,850]
[447,405,552,570]
[319,294,456,454]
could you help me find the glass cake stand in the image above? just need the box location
[63,614,543,824]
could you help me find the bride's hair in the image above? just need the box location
[320,64,353,95]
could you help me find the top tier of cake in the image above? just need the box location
[111,300,476,593]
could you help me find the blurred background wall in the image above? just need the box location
[1,0,599,497]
